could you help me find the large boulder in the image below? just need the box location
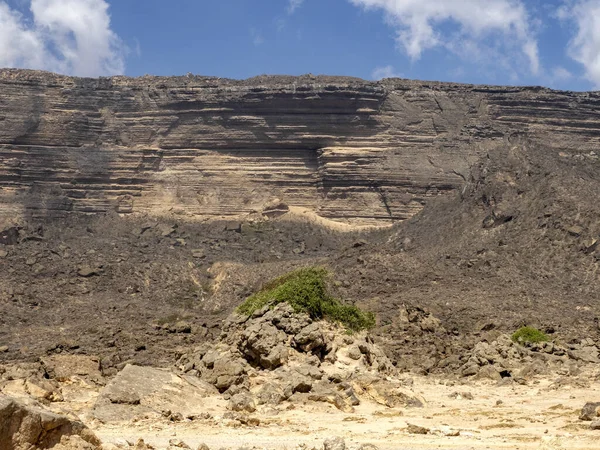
[0,394,101,450]
[93,365,219,422]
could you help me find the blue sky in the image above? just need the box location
[1,0,600,91]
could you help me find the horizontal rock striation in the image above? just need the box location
[1,70,599,224]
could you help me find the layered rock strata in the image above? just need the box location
[1,70,599,224]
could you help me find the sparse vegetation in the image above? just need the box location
[511,326,549,344]
[237,267,375,331]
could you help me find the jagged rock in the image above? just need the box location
[228,393,256,413]
[41,355,102,382]
[354,375,424,408]
[294,364,324,380]
[406,423,430,435]
[0,394,101,450]
[580,402,600,421]
[206,355,249,392]
[25,378,63,402]
[179,306,418,415]
[168,439,191,449]
[569,346,600,363]
[255,382,287,405]
[281,372,313,394]
[293,323,326,354]
[323,437,345,450]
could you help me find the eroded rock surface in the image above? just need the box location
[93,364,218,422]
[0,394,100,450]
[176,304,421,414]
[2,70,600,224]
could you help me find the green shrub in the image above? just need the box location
[511,326,549,344]
[237,267,375,332]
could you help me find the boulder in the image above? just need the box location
[93,365,218,422]
[580,402,600,421]
[40,355,102,382]
[293,323,326,354]
[0,394,101,450]
[239,321,288,369]
[228,393,256,413]
[255,382,287,406]
[354,375,425,408]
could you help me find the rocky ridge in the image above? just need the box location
[2,70,600,224]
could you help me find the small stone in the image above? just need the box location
[406,423,430,435]
[347,346,362,360]
[323,437,345,450]
[168,439,191,449]
[0,249,7,258]
[590,420,600,430]
[77,266,99,277]
[450,391,474,400]
[196,445,210,450]
[192,249,206,259]
[0,346,8,353]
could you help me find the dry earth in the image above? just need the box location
[3,362,600,450]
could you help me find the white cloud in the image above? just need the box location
[0,0,124,76]
[250,28,264,46]
[559,0,600,88]
[287,0,304,15]
[349,0,540,75]
[551,66,573,82]
[372,65,403,80]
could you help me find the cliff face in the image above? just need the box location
[1,70,599,224]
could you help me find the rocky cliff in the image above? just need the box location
[1,69,599,224]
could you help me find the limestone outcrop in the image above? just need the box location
[0,394,101,450]
[1,70,599,224]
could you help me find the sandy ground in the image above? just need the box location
[75,373,600,450]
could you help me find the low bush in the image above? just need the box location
[237,267,375,331]
[511,326,549,344]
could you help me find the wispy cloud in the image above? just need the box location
[349,0,540,76]
[372,65,403,80]
[250,28,264,46]
[287,0,305,15]
[558,0,600,88]
[0,0,125,76]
